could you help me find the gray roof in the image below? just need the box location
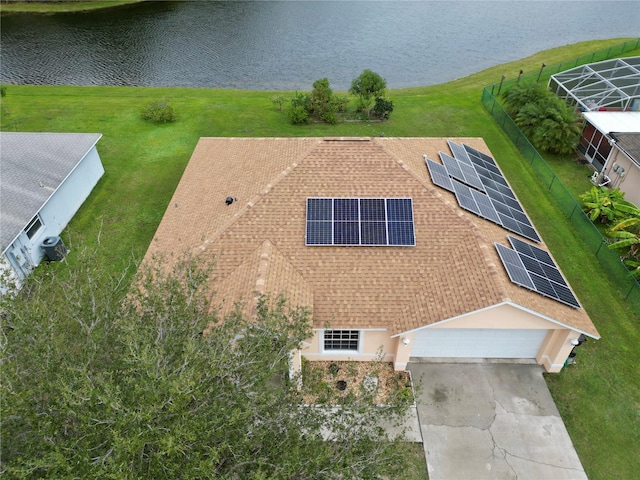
[613,132,640,167]
[0,132,102,252]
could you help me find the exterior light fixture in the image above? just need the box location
[570,338,580,346]
[402,337,410,346]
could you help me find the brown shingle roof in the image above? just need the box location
[144,137,599,338]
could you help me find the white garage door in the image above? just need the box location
[411,328,548,358]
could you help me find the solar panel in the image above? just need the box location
[361,221,387,245]
[495,243,535,289]
[440,152,466,184]
[470,189,501,224]
[447,140,472,165]
[452,180,482,216]
[307,198,332,221]
[306,198,414,246]
[334,221,359,245]
[388,221,415,246]
[426,141,542,243]
[495,238,581,308]
[459,162,485,192]
[387,198,413,222]
[360,198,386,221]
[464,144,496,166]
[426,159,454,192]
[306,221,332,245]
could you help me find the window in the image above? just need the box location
[25,215,43,239]
[323,330,360,352]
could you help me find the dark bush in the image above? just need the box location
[372,97,394,119]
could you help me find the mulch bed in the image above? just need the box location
[300,361,412,405]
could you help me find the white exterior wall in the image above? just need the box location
[2,146,104,280]
[603,148,640,207]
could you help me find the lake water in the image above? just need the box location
[1,1,638,90]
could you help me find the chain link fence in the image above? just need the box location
[481,39,640,306]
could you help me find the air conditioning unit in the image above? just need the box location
[41,236,67,262]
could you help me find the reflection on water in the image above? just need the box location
[1,1,638,90]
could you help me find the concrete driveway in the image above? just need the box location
[408,363,587,480]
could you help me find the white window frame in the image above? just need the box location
[24,214,43,240]
[321,329,362,354]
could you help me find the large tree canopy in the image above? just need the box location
[1,249,412,479]
[502,82,581,155]
[349,70,387,114]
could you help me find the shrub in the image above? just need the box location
[372,97,394,119]
[141,99,176,123]
[287,93,311,125]
[287,105,310,125]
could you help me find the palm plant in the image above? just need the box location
[607,206,640,278]
[580,186,631,223]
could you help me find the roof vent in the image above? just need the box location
[225,196,235,205]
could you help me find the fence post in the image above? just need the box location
[548,175,556,191]
[569,203,578,219]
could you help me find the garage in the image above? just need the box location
[411,328,549,359]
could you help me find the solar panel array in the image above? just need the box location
[495,236,581,308]
[306,198,415,246]
[425,141,541,242]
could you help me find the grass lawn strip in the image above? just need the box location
[1,38,638,479]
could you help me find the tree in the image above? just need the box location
[309,78,339,124]
[504,82,581,155]
[270,94,286,111]
[287,92,311,125]
[349,70,387,116]
[1,248,412,478]
[501,82,547,117]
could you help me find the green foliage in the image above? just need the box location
[0,84,6,98]
[580,186,630,223]
[607,202,640,273]
[287,92,310,124]
[350,70,387,115]
[141,99,176,123]
[1,250,411,478]
[270,94,286,111]
[309,78,339,124]
[502,82,548,116]
[503,82,581,155]
[372,97,394,119]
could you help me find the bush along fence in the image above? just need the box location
[481,90,640,307]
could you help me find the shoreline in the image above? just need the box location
[0,0,146,15]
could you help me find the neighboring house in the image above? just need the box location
[549,57,640,205]
[580,112,640,206]
[0,132,104,288]
[144,137,599,373]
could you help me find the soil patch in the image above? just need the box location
[300,361,412,405]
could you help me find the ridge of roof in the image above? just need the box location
[145,137,598,337]
[214,238,314,321]
[195,139,321,254]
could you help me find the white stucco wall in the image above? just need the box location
[2,146,104,280]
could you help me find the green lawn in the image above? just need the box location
[1,38,639,479]
[0,0,144,14]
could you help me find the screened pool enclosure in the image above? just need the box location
[549,57,640,112]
